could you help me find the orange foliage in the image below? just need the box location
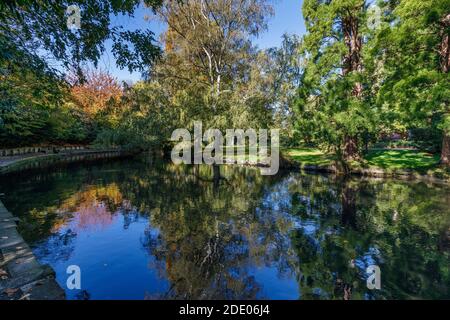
[51,183,125,232]
[69,69,123,116]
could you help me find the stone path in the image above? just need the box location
[0,200,65,300]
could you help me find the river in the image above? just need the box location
[0,154,449,299]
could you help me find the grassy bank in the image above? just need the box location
[284,147,449,182]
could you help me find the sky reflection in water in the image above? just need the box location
[0,155,449,300]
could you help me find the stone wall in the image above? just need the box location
[0,200,65,300]
[0,146,86,157]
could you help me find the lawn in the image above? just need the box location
[284,148,336,166]
[364,149,440,170]
[284,148,441,171]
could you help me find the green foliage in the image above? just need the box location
[295,0,378,160]
[295,0,449,166]
[371,0,450,146]
[94,82,177,150]
[0,0,162,73]
[0,0,162,148]
[408,126,443,153]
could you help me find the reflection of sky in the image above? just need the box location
[251,266,299,300]
[14,160,448,300]
[34,213,170,300]
[31,175,309,299]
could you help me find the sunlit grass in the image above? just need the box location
[285,148,441,171]
[223,146,268,163]
[365,149,440,170]
[284,148,335,166]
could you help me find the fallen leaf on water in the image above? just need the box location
[4,288,19,297]
[0,268,7,276]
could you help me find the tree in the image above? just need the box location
[373,0,450,166]
[296,0,376,163]
[250,34,303,146]
[150,0,274,131]
[68,69,123,117]
[156,0,273,95]
[0,0,162,74]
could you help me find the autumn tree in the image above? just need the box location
[69,69,123,117]
[150,0,274,130]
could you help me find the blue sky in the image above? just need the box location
[99,0,306,83]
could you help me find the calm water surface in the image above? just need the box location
[0,155,449,300]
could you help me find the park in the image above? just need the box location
[0,0,449,302]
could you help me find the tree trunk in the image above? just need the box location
[441,131,450,166]
[213,164,220,190]
[439,14,450,73]
[342,15,362,78]
[341,181,357,229]
[343,135,359,161]
[439,15,450,167]
[341,11,363,164]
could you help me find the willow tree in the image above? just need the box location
[151,0,274,130]
[373,0,450,166]
[296,0,376,162]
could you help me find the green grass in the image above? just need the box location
[284,148,335,166]
[222,146,265,163]
[364,149,440,170]
[285,147,441,171]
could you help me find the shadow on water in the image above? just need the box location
[0,153,449,300]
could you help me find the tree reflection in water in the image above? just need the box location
[0,155,449,299]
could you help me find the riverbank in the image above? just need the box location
[283,148,450,184]
[0,148,136,175]
[0,200,65,300]
[0,148,144,300]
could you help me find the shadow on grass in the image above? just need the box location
[365,149,440,171]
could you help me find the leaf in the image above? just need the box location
[3,288,19,297]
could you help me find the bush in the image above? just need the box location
[409,127,442,153]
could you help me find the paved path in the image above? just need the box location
[0,200,65,300]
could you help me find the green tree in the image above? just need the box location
[296,0,377,163]
[372,0,450,166]
[0,0,163,147]
[0,0,162,73]
[152,0,274,131]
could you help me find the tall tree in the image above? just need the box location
[374,0,450,166]
[296,0,373,163]
[150,0,274,131]
[155,0,273,97]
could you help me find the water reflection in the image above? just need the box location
[0,155,449,300]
